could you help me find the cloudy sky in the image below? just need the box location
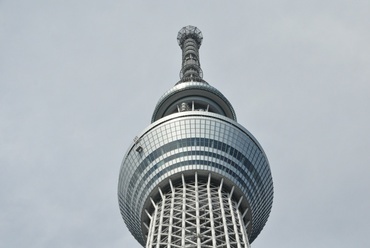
[1,1,369,247]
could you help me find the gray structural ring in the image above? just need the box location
[151,82,237,122]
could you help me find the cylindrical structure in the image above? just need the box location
[177,26,205,83]
[118,26,273,248]
[146,174,250,247]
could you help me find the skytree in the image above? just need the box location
[118,26,273,248]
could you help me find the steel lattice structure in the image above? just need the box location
[118,26,273,248]
[147,173,250,248]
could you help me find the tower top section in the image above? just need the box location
[177,26,203,49]
[151,25,237,123]
[177,26,205,83]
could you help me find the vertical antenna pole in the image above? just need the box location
[177,25,205,83]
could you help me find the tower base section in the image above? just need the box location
[146,173,250,248]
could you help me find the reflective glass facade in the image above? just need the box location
[118,111,273,246]
[151,82,237,122]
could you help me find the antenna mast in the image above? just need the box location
[177,26,206,83]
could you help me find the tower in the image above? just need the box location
[118,26,273,247]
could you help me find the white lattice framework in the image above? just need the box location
[145,173,250,248]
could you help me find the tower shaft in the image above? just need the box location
[146,174,250,248]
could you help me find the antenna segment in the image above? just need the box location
[177,26,206,83]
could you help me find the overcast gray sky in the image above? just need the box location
[1,1,369,247]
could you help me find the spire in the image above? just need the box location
[177,26,207,84]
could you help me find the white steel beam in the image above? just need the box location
[207,174,217,247]
[145,175,250,248]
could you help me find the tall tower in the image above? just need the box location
[118,26,273,248]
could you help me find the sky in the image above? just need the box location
[1,1,369,247]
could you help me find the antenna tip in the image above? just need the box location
[177,25,203,48]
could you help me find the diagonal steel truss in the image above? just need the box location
[145,173,250,248]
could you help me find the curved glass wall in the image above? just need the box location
[118,111,273,246]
